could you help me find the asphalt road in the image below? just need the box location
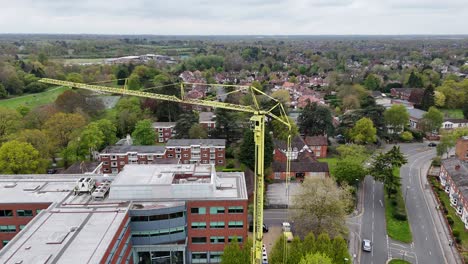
[359,143,448,264]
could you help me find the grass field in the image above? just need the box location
[0,86,70,109]
[388,259,411,264]
[442,109,464,119]
[384,168,413,243]
[318,158,338,178]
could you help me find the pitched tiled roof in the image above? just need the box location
[305,136,328,146]
[274,135,308,150]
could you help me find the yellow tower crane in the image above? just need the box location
[39,78,292,264]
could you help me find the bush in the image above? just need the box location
[393,212,407,221]
[400,131,414,142]
[432,157,441,167]
[447,216,454,226]
[456,237,462,244]
[226,160,235,169]
[411,130,424,142]
[443,207,449,215]
[391,200,398,206]
[453,230,460,238]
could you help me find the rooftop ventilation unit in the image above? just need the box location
[92,180,111,200]
[73,177,96,195]
[4,183,17,188]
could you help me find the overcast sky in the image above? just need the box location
[0,0,467,35]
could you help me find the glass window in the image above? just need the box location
[210,236,225,244]
[209,207,225,214]
[19,225,26,230]
[2,240,9,246]
[228,206,244,214]
[0,210,13,217]
[210,252,223,262]
[191,207,206,214]
[228,236,243,243]
[0,225,16,233]
[210,221,225,229]
[191,222,206,229]
[192,237,207,244]
[16,210,33,217]
[192,252,208,264]
[228,221,243,228]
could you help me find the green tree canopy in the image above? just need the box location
[421,106,443,134]
[419,85,435,111]
[175,112,198,139]
[66,72,83,83]
[0,140,47,174]
[271,116,299,142]
[299,252,333,264]
[239,129,274,170]
[132,119,156,145]
[349,117,377,144]
[44,112,87,151]
[298,102,334,136]
[9,129,50,158]
[0,106,22,140]
[363,74,381,90]
[406,71,423,88]
[188,124,208,139]
[384,104,409,134]
[335,158,367,185]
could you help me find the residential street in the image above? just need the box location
[356,143,461,264]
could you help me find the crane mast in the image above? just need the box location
[39,78,291,264]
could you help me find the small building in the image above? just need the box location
[153,122,177,143]
[271,161,329,181]
[199,112,216,130]
[407,108,427,131]
[455,136,468,162]
[304,136,328,158]
[390,88,424,102]
[442,119,468,130]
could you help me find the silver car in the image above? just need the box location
[362,239,372,252]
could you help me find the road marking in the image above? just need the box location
[426,236,428,241]
[430,251,432,256]
[390,243,409,248]
[379,200,383,207]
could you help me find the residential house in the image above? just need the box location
[304,136,328,158]
[199,112,216,130]
[439,137,468,228]
[408,108,427,131]
[166,139,226,166]
[297,95,324,109]
[442,119,468,130]
[153,122,176,143]
[271,136,329,181]
[390,88,424,103]
[99,145,178,173]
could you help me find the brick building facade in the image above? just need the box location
[455,136,468,162]
[165,139,225,166]
[153,122,177,143]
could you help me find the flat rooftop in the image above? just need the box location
[0,203,128,264]
[109,164,247,201]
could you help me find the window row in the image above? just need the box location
[192,251,223,264]
[191,221,243,229]
[190,206,244,215]
[0,209,39,217]
[131,226,185,238]
[130,211,184,222]
[192,236,243,244]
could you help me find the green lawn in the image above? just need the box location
[442,109,464,119]
[318,158,338,178]
[429,177,468,251]
[0,86,70,109]
[384,168,413,243]
[388,259,411,264]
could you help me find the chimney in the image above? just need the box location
[455,165,461,170]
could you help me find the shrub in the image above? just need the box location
[393,212,407,221]
[400,131,414,142]
[443,207,449,215]
[447,216,454,226]
[391,200,398,206]
[432,157,441,166]
[456,237,462,244]
[411,130,424,142]
[453,230,460,238]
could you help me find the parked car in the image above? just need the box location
[428,142,437,147]
[362,239,372,252]
[248,223,269,233]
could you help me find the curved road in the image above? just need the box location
[359,143,459,264]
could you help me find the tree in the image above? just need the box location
[0,83,7,98]
[436,79,468,109]
[419,85,435,111]
[363,74,381,90]
[77,123,105,159]
[335,158,367,185]
[132,119,156,145]
[271,89,291,106]
[298,252,332,264]
[298,102,334,136]
[55,90,87,113]
[114,97,144,136]
[9,129,50,158]
[421,106,443,134]
[0,107,22,140]
[5,76,24,95]
[0,140,47,174]
[23,104,58,129]
[384,104,409,134]
[331,236,350,264]
[349,117,377,144]
[115,66,129,85]
[336,144,368,161]
[212,108,243,144]
[239,129,274,170]
[369,146,407,196]
[127,73,141,90]
[269,233,286,264]
[66,72,83,83]
[463,102,468,119]
[175,112,198,139]
[188,124,208,139]
[434,91,446,107]
[94,119,118,147]
[406,71,423,88]
[24,82,47,93]
[17,105,30,117]
[342,95,360,110]
[271,116,299,141]
[315,233,332,257]
[220,237,250,264]
[44,112,87,151]
[292,177,352,237]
